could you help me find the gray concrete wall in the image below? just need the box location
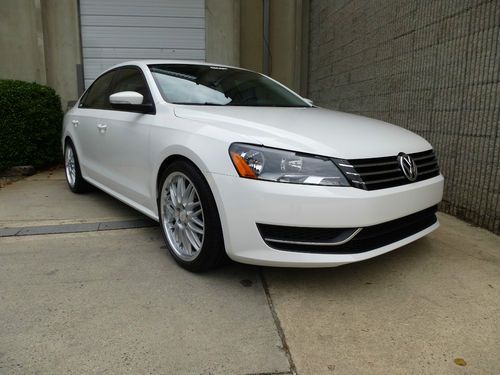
[269,0,299,90]
[0,0,46,84]
[41,0,82,109]
[206,0,240,66]
[240,0,308,94]
[240,0,264,72]
[0,0,81,108]
[308,0,499,234]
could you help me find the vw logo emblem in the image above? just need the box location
[397,153,418,181]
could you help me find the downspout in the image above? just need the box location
[76,0,85,96]
[262,0,270,75]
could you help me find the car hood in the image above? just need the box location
[173,106,432,159]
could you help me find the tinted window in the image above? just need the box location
[149,64,308,107]
[80,70,116,109]
[110,67,152,105]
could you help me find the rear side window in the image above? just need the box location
[110,68,152,105]
[79,70,116,109]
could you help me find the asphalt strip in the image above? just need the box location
[0,218,157,237]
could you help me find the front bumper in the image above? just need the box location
[205,173,444,267]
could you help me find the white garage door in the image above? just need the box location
[79,0,206,88]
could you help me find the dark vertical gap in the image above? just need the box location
[76,0,85,94]
[262,0,270,75]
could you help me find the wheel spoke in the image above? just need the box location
[176,176,185,204]
[185,228,201,251]
[182,183,194,205]
[169,185,178,207]
[180,228,191,254]
[164,203,175,219]
[188,208,202,219]
[160,172,205,262]
[173,225,179,243]
[191,216,203,227]
[166,202,175,214]
[188,221,204,235]
[186,201,200,211]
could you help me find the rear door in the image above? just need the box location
[97,66,156,209]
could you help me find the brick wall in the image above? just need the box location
[308,0,499,234]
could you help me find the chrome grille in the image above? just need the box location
[336,149,440,190]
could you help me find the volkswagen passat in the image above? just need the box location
[62,60,444,271]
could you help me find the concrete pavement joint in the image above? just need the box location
[0,218,157,237]
[259,268,298,375]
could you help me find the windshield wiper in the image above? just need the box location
[172,102,225,106]
[230,104,309,108]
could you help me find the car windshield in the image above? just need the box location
[149,64,309,107]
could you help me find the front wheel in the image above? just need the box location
[158,160,227,272]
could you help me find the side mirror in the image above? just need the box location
[303,98,314,106]
[109,91,154,114]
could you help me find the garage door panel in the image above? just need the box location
[80,0,204,18]
[81,26,204,49]
[83,48,205,60]
[80,0,206,87]
[81,15,204,28]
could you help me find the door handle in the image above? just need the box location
[71,120,79,128]
[97,123,107,133]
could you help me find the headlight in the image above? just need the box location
[229,143,349,186]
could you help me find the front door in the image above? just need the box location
[98,67,155,210]
[74,69,117,182]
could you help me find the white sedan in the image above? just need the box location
[62,60,444,271]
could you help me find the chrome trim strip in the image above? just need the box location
[350,160,398,168]
[416,160,438,168]
[264,228,362,246]
[358,168,401,176]
[338,163,354,168]
[412,153,435,161]
[418,167,440,175]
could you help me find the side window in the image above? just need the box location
[79,70,116,109]
[110,68,152,105]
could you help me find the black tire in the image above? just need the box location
[158,159,227,272]
[64,140,92,194]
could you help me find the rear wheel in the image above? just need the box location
[158,160,226,272]
[64,141,91,193]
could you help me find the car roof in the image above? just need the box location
[107,60,244,72]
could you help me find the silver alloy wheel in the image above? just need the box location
[160,172,205,261]
[65,146,76,187]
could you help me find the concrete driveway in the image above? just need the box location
[1,169,499,374]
